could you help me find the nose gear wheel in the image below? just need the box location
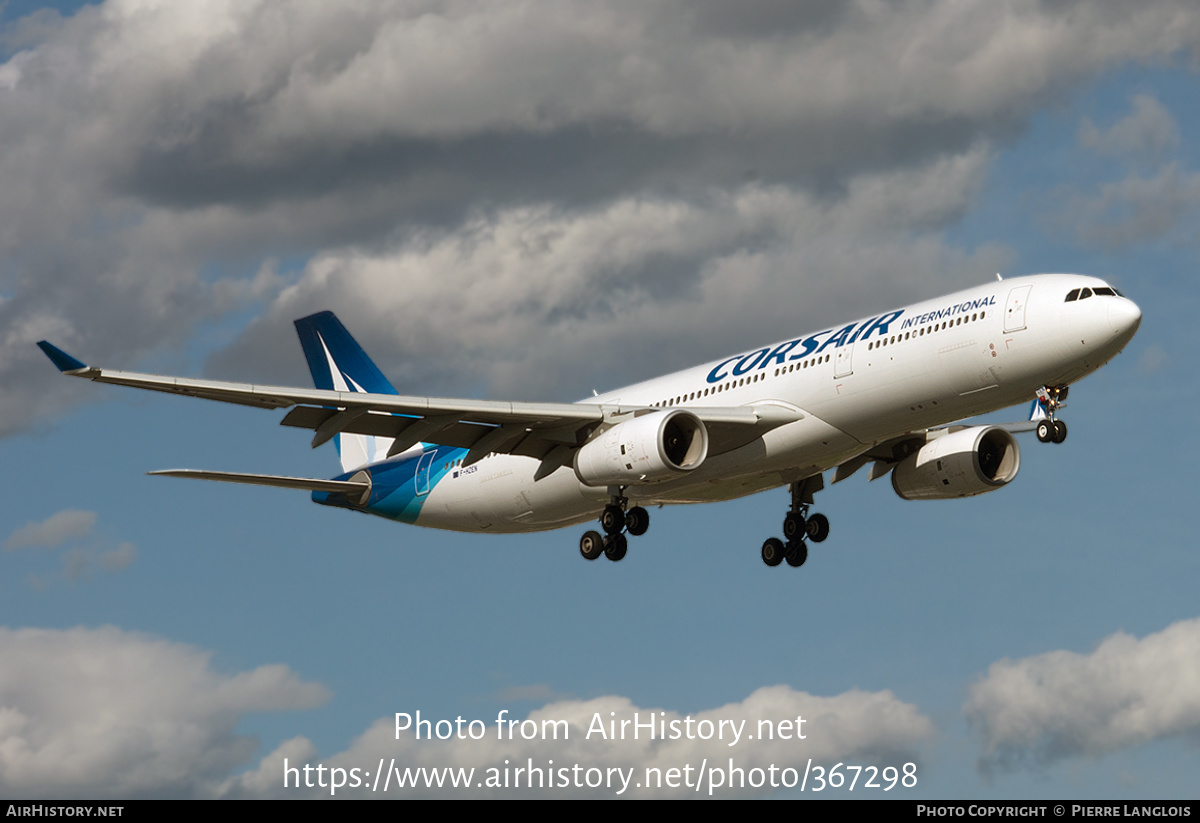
[1034,386,1069,444]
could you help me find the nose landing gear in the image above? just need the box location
[1034,386,1069,444]
[579,488,650,562]
[762,476,828,569]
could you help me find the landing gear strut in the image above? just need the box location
[762,476,829,569]
[579,487,649,563]
[1035,386,1069,444]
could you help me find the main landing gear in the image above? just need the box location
[762,476,829,569]
[1034,385,1069,444]
[579,488,650,563]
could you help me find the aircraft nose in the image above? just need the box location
[1108,297,1142,342]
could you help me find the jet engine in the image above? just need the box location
[891,426,1020,500]
[574,410,709,486]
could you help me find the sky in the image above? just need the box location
[1,0,1198,800]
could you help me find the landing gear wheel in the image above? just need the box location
[783,512,806,541]
[1052,420,1067,444]
[604,532,628,561]
[580,531,604,561]
[600,504,625,535]
[785,540,808,567]
[625,506,650,536]
[761,537,785,567]
[1037,419,1055,443]
[806,513,829,543]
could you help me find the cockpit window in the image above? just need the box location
[1067,285,1125,302]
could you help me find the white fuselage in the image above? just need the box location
[406,274,1140,532]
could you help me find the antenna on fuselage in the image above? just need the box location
[996,272,1003,281]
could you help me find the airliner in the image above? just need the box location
[38,273,1140,568]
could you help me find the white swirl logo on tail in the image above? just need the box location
[318,333,389,470]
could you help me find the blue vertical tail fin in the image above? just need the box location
[294,312,399,472]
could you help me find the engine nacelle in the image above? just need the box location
[891,426,1020,500]
[574,410,709,487]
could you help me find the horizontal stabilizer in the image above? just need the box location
[149,469,371,504]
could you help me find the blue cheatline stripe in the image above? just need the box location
[311,446,469,524]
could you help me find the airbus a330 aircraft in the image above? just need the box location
[39,273,1140,568]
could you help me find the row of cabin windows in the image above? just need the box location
[774,352,833,378]
[647,308,990,409]
[651,370,770,408]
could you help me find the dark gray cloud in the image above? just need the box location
[101,0,1192,214]
[3,0,1200,434]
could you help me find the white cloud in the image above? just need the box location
[4,510,139,584]
[60,542,139,580]
[99,541,138,571]
[965,616,1200,775]
[1079,95,1180,162]
[0,626,330,798]
[1054,164,1200,250]
[1138,344,1168,373]
[221,685,934,798]
[4,509,96,550]
[0,623,931,799]
[211,151,1011,402]
[1046,96,1198,250]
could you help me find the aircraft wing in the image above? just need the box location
[37,342,792,467]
